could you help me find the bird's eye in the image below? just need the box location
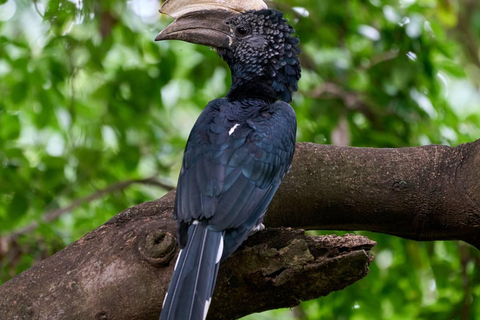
[235,25,250,37]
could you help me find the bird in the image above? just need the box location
[155,3,301,319]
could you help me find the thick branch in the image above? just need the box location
[1,139,478,319]
[267,140,480,249]
[0,192,374,320]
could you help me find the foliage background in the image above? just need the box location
[0,0,479,319]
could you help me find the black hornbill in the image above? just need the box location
[156,3,301,319]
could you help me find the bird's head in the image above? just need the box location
[156,7,301,103]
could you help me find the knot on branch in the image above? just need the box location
[392,180,410,191]
[95,311,108,320]
[138,229,176,267]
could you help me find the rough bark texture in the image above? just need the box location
[211,230,374,319]
[0,191,374,320]
[0,139,479,319]
[267,140,480,249]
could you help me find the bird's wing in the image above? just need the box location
[175,99,296,246]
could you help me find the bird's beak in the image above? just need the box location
[155,10,236,49]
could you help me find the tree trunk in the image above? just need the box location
[0,139,478,319]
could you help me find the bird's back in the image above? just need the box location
[175,98,296,259]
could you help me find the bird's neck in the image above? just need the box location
[225,62,289,104]
[226,72,277,103]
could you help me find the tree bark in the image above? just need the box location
[0,139,478,319]
[268,140,480,250]
[0,191,374,320]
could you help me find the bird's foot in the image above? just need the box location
[249,223,265,235]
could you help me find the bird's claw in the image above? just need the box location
[249,223,265,235]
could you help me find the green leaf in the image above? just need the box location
[0,111,20,140]
[7,192,29,222]
[438,60,466,78]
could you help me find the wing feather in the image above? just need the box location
[175,99,296,252]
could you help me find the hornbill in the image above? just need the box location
[155,1,301,319]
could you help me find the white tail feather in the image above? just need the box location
[216,235,224,263]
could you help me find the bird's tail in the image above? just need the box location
[160,222,223,320]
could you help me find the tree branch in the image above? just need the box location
[1,139,479,319]
[452,0,480,70]
[267,140,480,250]
[2,176,174,242]
[305,82,382,125]
[0,192,374,320]
[211,229,374,319]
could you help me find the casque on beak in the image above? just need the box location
[155,0,267,47]
[155,10,236,48]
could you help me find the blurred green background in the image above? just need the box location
[0,0,479,319]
